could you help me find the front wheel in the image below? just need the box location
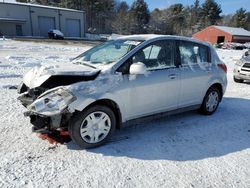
[69,105,116,149]
[200,87,221,115]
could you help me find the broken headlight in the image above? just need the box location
[28,88,76,116]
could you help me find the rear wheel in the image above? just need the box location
[69,105,116,149]
[200,87,221,115]
[233,76,243,83]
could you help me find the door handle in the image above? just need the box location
[168,74,177,79]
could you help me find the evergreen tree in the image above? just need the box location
[129,0,150,34]
[201,0,222,26]
[112,1,130,34]
[231,8,248,28]
[189,0,202,31]
[246,12,250,30]
[148,8,173,34]
[168,4,186,35]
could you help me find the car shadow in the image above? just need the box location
[66,97,250,161]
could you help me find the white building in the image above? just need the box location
[0,2,86,38]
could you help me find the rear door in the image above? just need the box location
[177,40,212,107]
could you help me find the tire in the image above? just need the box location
[199,87,221,115]
[233,76,243,83]
[69,105,116,149]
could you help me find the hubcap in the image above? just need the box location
[206,91,219,112]
[80,111,111,144]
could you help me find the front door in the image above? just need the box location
[118,40,181,120]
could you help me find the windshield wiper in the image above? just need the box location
[74,61,97,69]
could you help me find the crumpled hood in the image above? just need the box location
[23,62,100,89]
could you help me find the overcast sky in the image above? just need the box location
[125,0,250,14]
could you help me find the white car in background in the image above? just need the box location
[18,35,227,148]
[234,50,250,83]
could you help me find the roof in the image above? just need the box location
[0,2,84,13]
[117,34,165,41]
[214,26,250,37]
[117,34,210,46]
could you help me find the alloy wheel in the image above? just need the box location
[206,91,219,112]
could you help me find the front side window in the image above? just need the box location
[73,40,142,66]
[117,40,176,74]
[132,40,175,70]
[179,41,209,66]
[143,45,161,60]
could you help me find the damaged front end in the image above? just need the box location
[17,65,100,134]
[18,85,76,134]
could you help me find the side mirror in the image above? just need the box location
[129,62,147,75]
[245,51,249,56]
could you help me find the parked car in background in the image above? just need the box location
[234,50,250,83]
[218,42,246,50]
[233,43,246,50]
[245,43,250,49]
[48,29,64,39]
[17,35,227,148]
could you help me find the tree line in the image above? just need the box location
[17,0,250,36]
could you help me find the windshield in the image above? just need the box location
[73,39,142,66]
[243,56,250,61]
[242,52,250,61]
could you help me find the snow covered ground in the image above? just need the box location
[0,40,250,188]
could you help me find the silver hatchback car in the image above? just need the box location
[18,35,227,148]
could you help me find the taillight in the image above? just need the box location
[217,63,227,73]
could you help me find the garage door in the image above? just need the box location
[38,16,55,37]
[66,19,80,38]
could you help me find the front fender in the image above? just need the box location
[68,93,127,122]
[66,74,128,122]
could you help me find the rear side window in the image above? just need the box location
[179,41,210,65]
